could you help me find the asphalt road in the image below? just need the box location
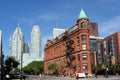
[24,75,120,80]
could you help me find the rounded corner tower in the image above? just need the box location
[30,25,41,58]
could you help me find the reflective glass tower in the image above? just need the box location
[30,25,41,58]
[10,23,24,61]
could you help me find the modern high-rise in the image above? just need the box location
[89,22,99,37]
[9,23,24,61]
[53,28,66,39]
[97,32,120,65]
[0,30,3,79]
[0,30,2,67]
[30,25,41,58]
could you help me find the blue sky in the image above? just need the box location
[0,0,120,59]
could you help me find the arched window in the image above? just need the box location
[81,22,86,29]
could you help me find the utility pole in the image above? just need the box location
[20,51,23,80]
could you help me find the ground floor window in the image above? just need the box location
[82,63,87,71]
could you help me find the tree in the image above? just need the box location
[5,56,19,73]
[48,63,58,75]
[24,61,44,75]
[91,63,96,73]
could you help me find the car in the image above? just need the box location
[10,73,27,79]
[76,72,86,79]
[10,73,20,79]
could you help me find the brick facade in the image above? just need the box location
[44,10,120,77]
[44,16,93,77]
[97,32,120,65]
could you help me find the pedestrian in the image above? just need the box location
[38,73,41,80]
[76,74,79,80]
[105,68,108,78]
[23,74,26,80]
[95,70,97,79]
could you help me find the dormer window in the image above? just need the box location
[81,22,86,29]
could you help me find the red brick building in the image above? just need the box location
[89,22,99,37]
[44,9,95,77]
[97,32,120,66]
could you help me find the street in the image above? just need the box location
[24,75,120,80]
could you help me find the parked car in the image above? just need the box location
[10,73,20,79]
[10,73,27,79]
[76,72,86,79]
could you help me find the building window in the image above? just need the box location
[81,22,86,29]
[82,35,86,41]
[82,53,87,60]
[77,45,80,51]
[82,44,86,50]
[63,57,65,63]
[76,37,80,51]
[78,54,80,61]
[76,37,80,43]
[83,63,87,71]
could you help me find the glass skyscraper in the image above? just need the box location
[10,24,24,61]
[30,25,41,58]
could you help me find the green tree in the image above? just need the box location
[48,63,58,75]
[5,56,19,73]
[91,64,96,73]
[24,61,44,75]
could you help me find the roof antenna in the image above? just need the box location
[18,22,21,26]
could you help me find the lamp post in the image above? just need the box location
[109,52,112,66]
[20,52,23,80]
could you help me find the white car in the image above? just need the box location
[76,72,86,79]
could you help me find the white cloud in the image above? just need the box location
[99,16,120,37]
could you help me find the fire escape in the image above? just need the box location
[63,33,75,71]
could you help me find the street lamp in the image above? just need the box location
[20,52,23,80]
[109,52,112,66]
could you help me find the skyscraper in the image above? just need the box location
[10,23,24,61]
[0,30,2,79]
[30,25,41,58]
[53,28,65,39]
[0,30,2,63]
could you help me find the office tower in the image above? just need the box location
[90,22,99,37]
[0,30,2,79]
[98,32,120,65]
[53,28,65,39]
[30,25,41,58]
[0,30,2,64]
[10,23,24,61]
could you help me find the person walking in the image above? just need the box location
[38,73,41,80]
[95,69,97,79]
[105,68,108,78]
[23,74,26,80]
